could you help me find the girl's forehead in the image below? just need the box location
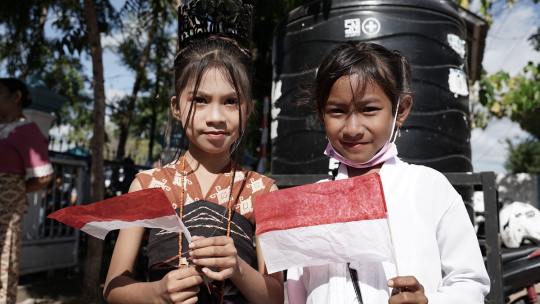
[330,75,388,101]
[185,67,237,93]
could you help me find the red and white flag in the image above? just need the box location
[255,173,394,274]
[48,188,191,242]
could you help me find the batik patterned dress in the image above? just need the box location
[136,157,274,304]
[0,119,53,304]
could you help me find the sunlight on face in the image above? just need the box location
[323,76,395,164]
[173,68,248,156]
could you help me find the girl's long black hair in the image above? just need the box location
[169,33,255,226]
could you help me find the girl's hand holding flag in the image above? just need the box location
[154,266,204,304]
[189,235,240,282]
[388,277,428,304]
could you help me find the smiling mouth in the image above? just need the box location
[341,141,368,149]
[203,131,228,139]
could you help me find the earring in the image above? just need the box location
[325,135,328,139]
[398,127,402,138]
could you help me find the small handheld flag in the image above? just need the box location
[255,173,394,274]
[48,188,191,242]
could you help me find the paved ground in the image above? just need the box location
[17,268,84,304]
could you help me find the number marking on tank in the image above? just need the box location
[344,18,361,38]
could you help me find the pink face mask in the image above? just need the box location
[324,100,400,169]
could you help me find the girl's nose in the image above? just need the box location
[343,113,365,137]
[207,101,226,125]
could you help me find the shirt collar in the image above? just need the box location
[336,156,399,181]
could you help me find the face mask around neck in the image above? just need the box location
[324,99,400,169]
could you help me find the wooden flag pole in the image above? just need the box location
[386,215,400,277]
[386,214,404,294]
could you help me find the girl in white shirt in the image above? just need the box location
[286,41,490,304]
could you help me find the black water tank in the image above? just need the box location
[271,0,472,176]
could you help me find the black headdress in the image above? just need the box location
[178,0,253,49]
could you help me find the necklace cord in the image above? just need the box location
[178,155,234,304]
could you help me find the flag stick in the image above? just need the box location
[386,215,399,277]
[202,275,211,294]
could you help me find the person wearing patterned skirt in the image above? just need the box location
[0,78,53,304]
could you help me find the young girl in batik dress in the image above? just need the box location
[103,3,284,303]
[286,42,490,304]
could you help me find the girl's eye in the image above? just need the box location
[225,98,239,105]
[193,97,207,104]
[363,107,379,112]
[326,108,345,115]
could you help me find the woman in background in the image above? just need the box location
[0,78,53,304]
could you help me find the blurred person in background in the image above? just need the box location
[0,78,53,304]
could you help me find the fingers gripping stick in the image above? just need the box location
[180,257,211,294]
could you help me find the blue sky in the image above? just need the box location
[2,0,540,173]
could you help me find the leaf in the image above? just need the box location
[507,77,516,89]
[490,101,501,113]
[479,89,488,105]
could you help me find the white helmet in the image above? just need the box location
[500,202,540,248]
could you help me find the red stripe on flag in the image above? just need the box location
[255,173,387,235]
[47,188,175,229]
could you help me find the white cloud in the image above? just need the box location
[106,88,127,103]
[101,32,125,49]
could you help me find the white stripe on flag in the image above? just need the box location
[80,215,185,240]
[258,219,395,274]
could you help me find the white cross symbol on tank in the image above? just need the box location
[362,18,381,35]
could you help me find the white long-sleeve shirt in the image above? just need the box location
[287,157,490,304]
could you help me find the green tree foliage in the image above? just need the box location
[505,138,540,174]
[0,0,55,78]
[110,0,175,161]
[452,0,539,24]
[0,0,121,138]
[476,63,540,139]
[43,55,94,132]
[529,28,540,51]
[461,0,540,136]
[452,0,540,173]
